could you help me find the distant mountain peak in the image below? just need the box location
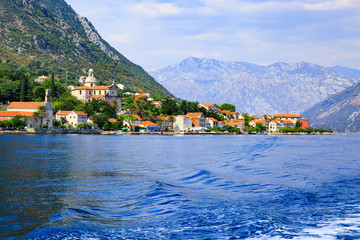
[150,57,357,115]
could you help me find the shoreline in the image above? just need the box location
[0,130,335,135]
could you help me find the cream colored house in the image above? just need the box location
[0,89,53,128]
[173,115,192,132]
[249,119,266,128]
[55,110,88,127]
[206,117,219,128]
[71,69,121,110]
[186,112,206,128]
[268,119,294,132]
[273,114,301,124]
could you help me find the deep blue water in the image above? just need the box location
[1,134,360,239]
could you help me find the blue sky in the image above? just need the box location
[66,0,360,71]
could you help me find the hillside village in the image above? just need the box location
[0,69,328,134]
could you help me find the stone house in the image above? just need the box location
[55,110,88,127]
[173,115,192,132]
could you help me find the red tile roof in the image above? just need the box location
[8,102,43,109]
[157,116,169,121]
[133,121,158,127]
[274,114,301,118]
[283,120,294,125]
[56,111,87,116]
[253,120,265,124]
[108,118,117,123]
[73,86,92,90]
[0,111,34,117]
[200,103,213,107]
[88,95,105,99]
[93,86,110,90]
[207,117,218,122]
[186,112,203,119]
[131,114,142,120]
[0,117,10,121]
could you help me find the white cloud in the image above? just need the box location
[108,34,132,44]
[303,0,360,11]
[66,0,360,70]
[131,2,183,18]
[186,32,224,41]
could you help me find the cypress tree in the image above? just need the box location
[20,74,28,102]
[50,72,55,98]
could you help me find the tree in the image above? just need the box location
[10,115,27,129]
[295,120,301,129]
[59,116,67,125]
[32,111,41,127]
[121,114,137,130]
[242,113,251,127]
[20,73,29,102]
[50,71,55,98]
[34,105,48,126]
[168,115,175,130]
[219,103,235,112]
[33,85,46,101]
[91,113,109,129]
[162,98,178,116]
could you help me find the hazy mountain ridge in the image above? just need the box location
[302,80,360,132]
[150,57,357,115]
[0,0,172,96]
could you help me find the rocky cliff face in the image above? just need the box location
[0,0,172,96]
[302,80,360,132]
[150,57,357,115]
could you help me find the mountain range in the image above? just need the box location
[302,80,360,132]
[150,57,359,116]
[0,0,172,96]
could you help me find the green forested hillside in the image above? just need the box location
[0,0,172,96]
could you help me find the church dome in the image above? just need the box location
[85,69,97,83]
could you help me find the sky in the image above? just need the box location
[65,0,360,71]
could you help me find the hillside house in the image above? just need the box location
[71,69,121,111]
[206,117,219,128]
[0,89,53,128]
[186,112,206,128]
[173,115,192,132]
[274,114,301,124]
[56,110,87,127]
[132,121,160,132]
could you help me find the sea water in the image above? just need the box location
[1,134,360,239]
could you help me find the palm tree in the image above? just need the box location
[168,115,175,131]
[32,111,41,127]
[35,105,48,126]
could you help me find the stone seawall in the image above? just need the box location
[34,128,101,134]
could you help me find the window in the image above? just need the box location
[80,90,82,95]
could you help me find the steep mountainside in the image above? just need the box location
[0,0,172,96]
[150,57,357,115]
[302,81,360,132]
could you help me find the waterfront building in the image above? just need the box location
[55,110,88,127]
[273,114,301,124]
[71,69,121,111]
[186,112,206,128]
[249,119,266,128]
[173,115,192,132]
[132,121,160,132]
[206,117,219,128]
[0,89,53,128]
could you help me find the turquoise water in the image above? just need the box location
[1,134,360,239]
